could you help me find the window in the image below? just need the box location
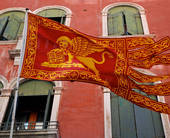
[37,8,66,24]
[102,3,165,137]
[107,6,143,36]
[2,80,54,130]
[0,11,25,41]
[110,92,165,138]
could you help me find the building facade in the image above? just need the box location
[0,0,170,138]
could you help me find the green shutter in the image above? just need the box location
[110,93,121,137]
[3,14,22,40]
[37,9,66,17]
[111,92,165,138]
[108,6,144,36]
[108,12,124,36]
[134,105,156,138]
[125,11,143,35]
[18,80,53,96]
[0,11,25,40]
[0,16,9,36]
[119,97,137,138]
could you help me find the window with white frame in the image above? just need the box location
[0,11,25,41]
[107,5,143,36]
[34,6,72,26]
[102,3,150,36]
[2,80,54,130]
[37,8,66,24]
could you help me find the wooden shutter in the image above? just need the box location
[3,14,22,40]
[110,92,165,138]
[108,6,144,36]
[125,11,144,35]
[18,80,53,96]
[0,11,25,40]
[0,16,9,37]
[108,12,124,36]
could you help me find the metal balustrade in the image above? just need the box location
[0,121,59,131]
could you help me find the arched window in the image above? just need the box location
[107,6,143,36]
[3,80,55,130]
[37,8,66,24]
[34,6,72,26]
[102,3,150,36]
[0,11,25,40]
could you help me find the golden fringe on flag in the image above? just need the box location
[21,13,170,114]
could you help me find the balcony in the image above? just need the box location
[0,121,60,138]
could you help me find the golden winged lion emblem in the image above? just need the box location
[41,36,114,77]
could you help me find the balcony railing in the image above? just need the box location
[0,121,59,131]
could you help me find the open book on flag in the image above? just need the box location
[20,13,170,114]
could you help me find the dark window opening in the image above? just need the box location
[48,16,66,24]
[2,94,54,130]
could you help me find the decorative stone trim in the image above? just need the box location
[50,81,63,122]
[0,7,26,14]
[100,34,155,38]
[102,87,111,93]
[0,89,12,97]
[8,49,20,59]
[0,75,8,89]
[103,86,112,138]
[0,40,17,45]
[53,86,62,95]
[8,78,27,89]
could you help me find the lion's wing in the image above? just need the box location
[70,37,104,56]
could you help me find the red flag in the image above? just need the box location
[21,13,170,114]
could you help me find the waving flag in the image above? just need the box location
[21,13,170,114]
